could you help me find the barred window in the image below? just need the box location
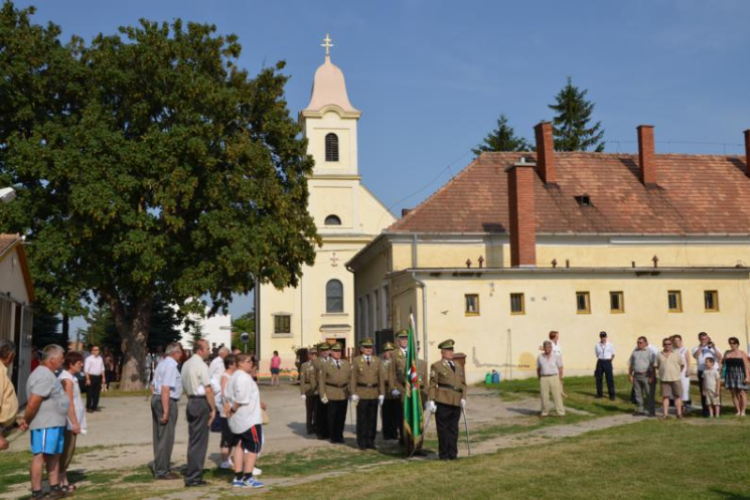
[274,315,291,334]
[325,133,339,162]
[326,279,344,313]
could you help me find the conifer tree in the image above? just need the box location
[472,114,530,156]
[548,77,605,152]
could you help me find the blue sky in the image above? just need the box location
[16,0,750,333]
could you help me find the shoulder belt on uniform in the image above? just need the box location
[438,383,463,393]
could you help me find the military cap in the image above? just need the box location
[318,342,331,351]
[396,330,409,339]
[438,339,455,350]
[330,342,343,352]
[383,342,395,351]
[308,347,318,354]
[359,337,374,347]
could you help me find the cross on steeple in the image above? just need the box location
[321,33,334,57]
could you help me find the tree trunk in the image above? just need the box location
[113,299,152,391]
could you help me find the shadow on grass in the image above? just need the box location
[708,489,750,500]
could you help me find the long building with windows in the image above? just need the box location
[255,42,395,367]
[348,124,750,382]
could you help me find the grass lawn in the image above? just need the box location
[254,418,750,500]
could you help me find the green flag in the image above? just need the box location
[403,315,424,454]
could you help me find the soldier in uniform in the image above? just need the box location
[313,343,331,440]
[427,339,467,461]
[299,347,318,435]
[380,342,398,440]
[319,343,351,444]
[350,338,385,450]
[390,330,409,444]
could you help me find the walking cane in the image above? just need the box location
[461,406,471,456]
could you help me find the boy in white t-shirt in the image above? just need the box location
[224,354,264,489]
[701,357,721,419]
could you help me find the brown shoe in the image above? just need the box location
[155,472,181,480]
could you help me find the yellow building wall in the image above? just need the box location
[304,110,358,176]
[411,272,749,384]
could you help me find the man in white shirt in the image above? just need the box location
[181,339,217,487]
[209,347,229,380]
[692,332,723,417]
[150,343,182,480]
[84,346,105,413]
[594,331,616,400]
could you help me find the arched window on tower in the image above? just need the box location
[326,279,344,313]
[325,133,339,162]
[325,214,342,226]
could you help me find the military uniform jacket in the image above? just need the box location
[391,348,408,393]
[300,361,318,396]
[381,359,396,399]
[428,359,467,407]
[350,355,385,400]
[319,359,352,401]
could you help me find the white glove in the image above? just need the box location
[378,395,385,406]
[427,400,437,413]
[351,394,360,403]
[301,394,306,401]
[461,398,466,409]
[392,389,400,397]
[321,396,329,404]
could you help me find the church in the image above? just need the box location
[255,36,395,366]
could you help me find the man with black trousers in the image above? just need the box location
[313,343,331,440]
[380,342,398,440]
[319,343,351,444]
[299,347,318,434]
[595,331,616,400]
[349,338,385,450]
[84,346,104,412]
[427,339,467,461]
[180,339,216,487]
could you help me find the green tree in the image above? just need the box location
[548,77,605,152]
[472,114,530,156]
[188,322,204,350]
[0,8,319,389]
[231,311,255,351]
[31,306,63,349]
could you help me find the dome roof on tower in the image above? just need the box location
[303,55,360,115]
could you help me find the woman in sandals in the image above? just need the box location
[58,351,87,493]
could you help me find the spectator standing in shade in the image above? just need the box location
[723,337,749,416]
[84,346,104,413]
[628,337,656,416]
[0,340,19,451]
[210,347,229,381]
[702,356,721,419]
[181,339,217,487]
[655,337,685,419]
[150,343,182,481]
[270,351,281,387]
[58,351,86,494]
[536,340,565,417]
[22,345,69,500]
[692,332,723,417]
[594,332,616,400]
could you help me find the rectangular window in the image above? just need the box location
[704,290,719,312]
[510,293,525,315]
[576,292,591,314]
[465,294,480,316]
[610,291,624,313]
[274,314,291,334]
[668,290,682,313]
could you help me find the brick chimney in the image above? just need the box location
[506,158,536,267]
[744,129,750,177]
[637,125,657,185]
[534,121,556,184]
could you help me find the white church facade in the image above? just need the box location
[256,38,395,368]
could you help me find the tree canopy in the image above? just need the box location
[472,114,530,156]
[548,77,605,152]
[0,2,319,389]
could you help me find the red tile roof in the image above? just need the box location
[388,152,750,235]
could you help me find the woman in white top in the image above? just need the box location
[58,351,87,493]
[217,354,237,469]
[672,335,692,408]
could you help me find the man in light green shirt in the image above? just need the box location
[181,340,216,487]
